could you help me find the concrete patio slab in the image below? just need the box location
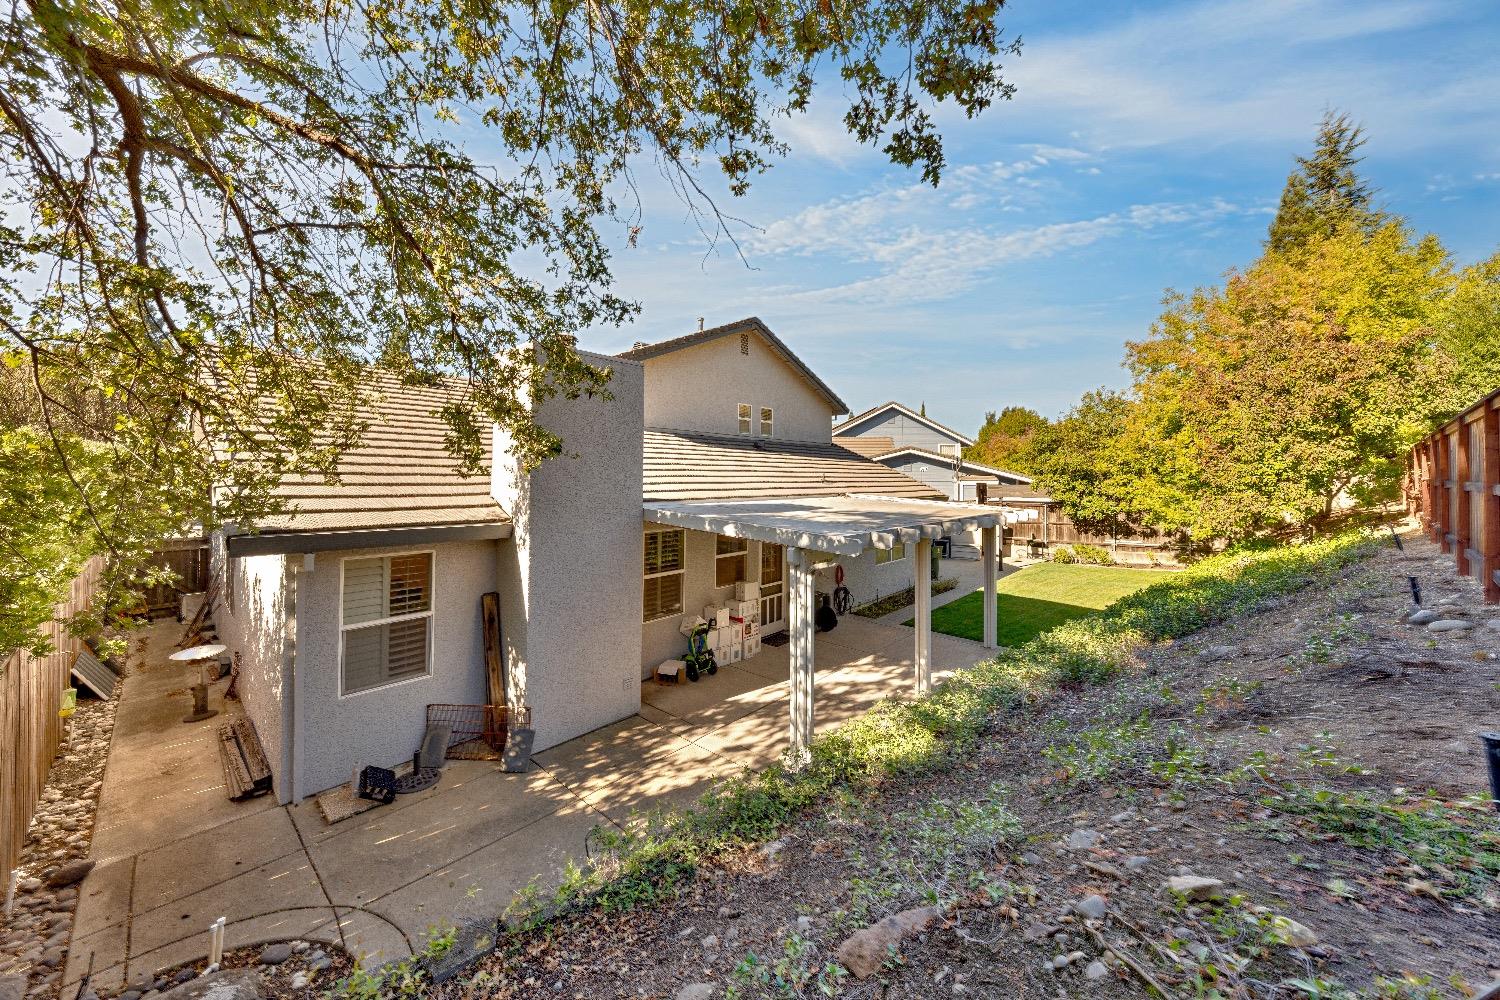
[66,616,994,981]
[307,767,576,906]
[320,907,412,966]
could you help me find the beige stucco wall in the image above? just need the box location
[210,535,293,802]
[640,332,837,442]
[293,539,497,797]
[494,351,646,753]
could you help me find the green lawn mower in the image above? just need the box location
[684,621,718,682]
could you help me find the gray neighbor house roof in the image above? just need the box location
[619,317,850,416]
[832,400,976,447]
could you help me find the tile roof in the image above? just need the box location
[831,400,975,446]
[832,435,896,459]
[249,381,507,536]
[618,317,849,415]
[643,429,943,503]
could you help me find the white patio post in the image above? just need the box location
[786,547,816,768]
[914,537,932,695]
[981,524,999,650]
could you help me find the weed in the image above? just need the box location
[726,933,848,999]
[1042,714,1210,788]
[1264,786,1500,901]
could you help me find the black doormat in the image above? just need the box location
[761,631,790,647]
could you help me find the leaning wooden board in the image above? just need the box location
[217,716,273,800]
[481,592,504,705]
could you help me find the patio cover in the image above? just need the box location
[641,494,1003,557]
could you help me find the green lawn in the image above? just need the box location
[918,563,1165,646]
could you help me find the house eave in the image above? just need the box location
[225,521,513,557]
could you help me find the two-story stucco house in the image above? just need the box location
[211,318,1004,802]
[833,401,1031,557]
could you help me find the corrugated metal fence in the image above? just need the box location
[1408,387,1500,603]
[1,557,103,880]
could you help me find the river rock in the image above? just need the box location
[1428,619,1475,632]
[257,942,293,965]
[676,985,715,1000]
[1064,829,1102,851]
[45,860,93,888]
[1074,895,1108,920]
[1407,608,1441,625]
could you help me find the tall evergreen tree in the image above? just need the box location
[1266,111,1384,254]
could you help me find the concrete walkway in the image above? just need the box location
[65,618,993,993]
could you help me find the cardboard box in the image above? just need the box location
[735,582,761,601]
[712,608,731,628]
[743,636,761,659]
[736,600,758,619]
[723,641,743,664]
[715,626,737,651]
[741,621,760,640]
[655,659,687,684]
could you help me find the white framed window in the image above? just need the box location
[875,543,908,565]
[760,406,774,437]
[738,403,752,434]
[939,443,958,457]
[644,528,685,622]
[340,551,433,695]
[715,534,749,588]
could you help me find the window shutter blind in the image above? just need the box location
[343,557,387,625]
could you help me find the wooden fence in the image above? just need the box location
[137,539,209,618]
[1408,387,1500,603]
[1,557,103,880]
[999,505,1186,565]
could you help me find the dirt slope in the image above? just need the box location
[451,529,1500,1000]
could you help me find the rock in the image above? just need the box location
[1271,915,1319,949]
[1406,608,1441,625]
[1018,852,1041,866]
[716,906,741,920]
[45,860,94,888]
[308,958,332,974]
[0,974,24,1000]
[676,985,715,1000]
[1064,829,1101,851]
[1050,954,1070,970]
[758,839,787,862]
[173,968,197,984]
[835,906,945,980]
[1085,960,1109,981]
[1022,922,1059,943]
[17,880,42,894]
[1074,895,1108,921]
[257,942,293,966]
[1164,876,1225,901]
[795,915,814,935]
[118,992,142,1000]
[700,935,719,952]
[1428,619,1475,633]
[153,969,262,1000]
[1197,644,1237,662]
[1125,856,1150,871]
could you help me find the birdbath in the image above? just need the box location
[170,643,227,724]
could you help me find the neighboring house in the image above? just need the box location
[833,402,1030,557]
[211,318,1003,802]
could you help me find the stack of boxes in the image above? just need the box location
[697,581,762,664]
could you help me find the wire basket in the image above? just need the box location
[425,704,531,760]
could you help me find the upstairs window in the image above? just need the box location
[715,535,749,588]
[341,552,433,695]
[643,528,686,622]
[738,403,752,434]
[760,406,774,437]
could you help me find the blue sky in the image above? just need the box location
[578,0,1500,438]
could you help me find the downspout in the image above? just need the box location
[281,556,305,804]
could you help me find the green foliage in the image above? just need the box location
[1430,248,1500,413]
[1041,714,1209,788]
[503,531,1377,931]
[1051,543,1113,565]
[1266,111,1386,254]
[1,0,1021,651]
[728,933,848,999]
[1264,786,1500,902]
[969,405,1048,473]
